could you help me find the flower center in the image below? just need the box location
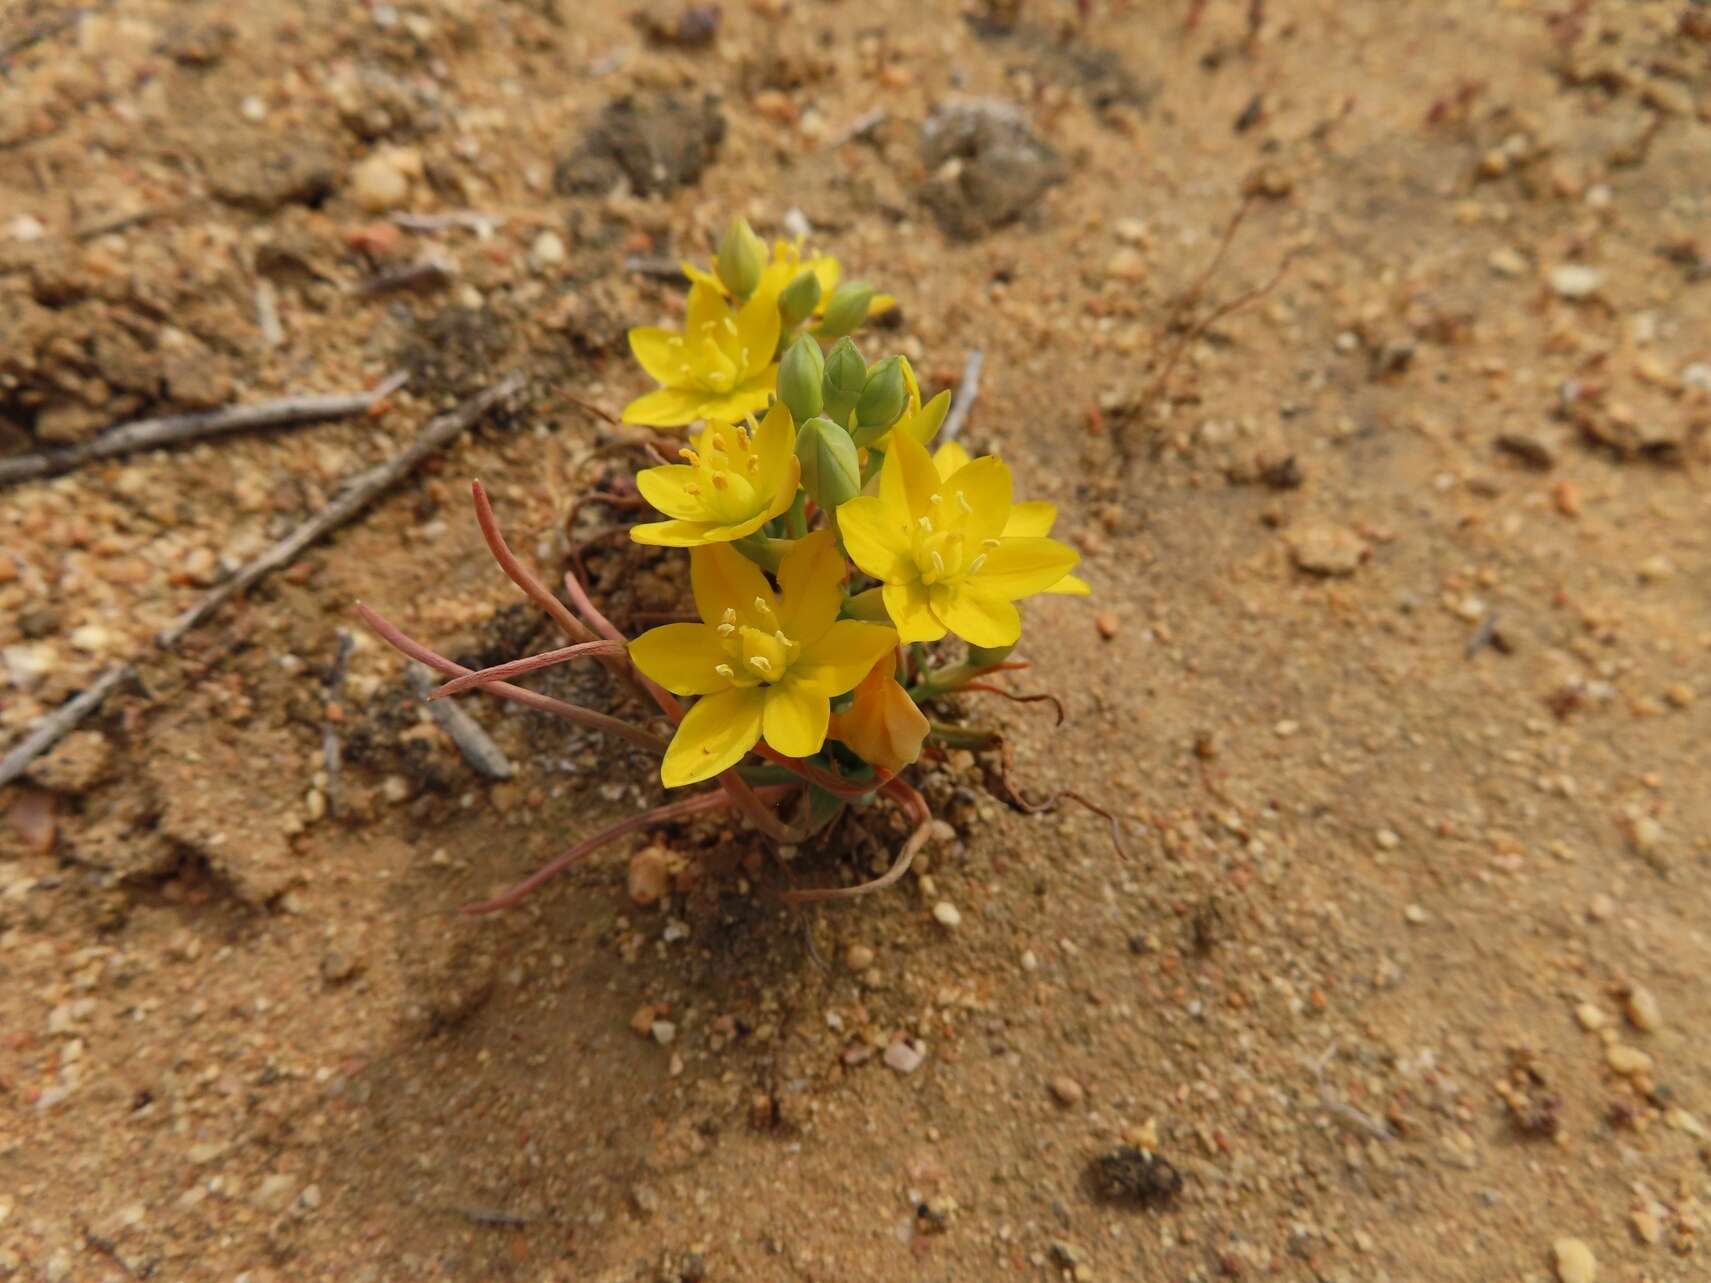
[679,425,764,523]
[909,489,994,587]
[712,604,799,686]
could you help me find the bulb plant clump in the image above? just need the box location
[359,218,1096,913]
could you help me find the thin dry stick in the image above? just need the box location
[157,375,520,648]
[0,371,409,487]
[938,349,984,445]
[355,603,667,755]
[461,783,795,915]
[624,255,690,283]
[406,666,515,781]
[0,663,131,789]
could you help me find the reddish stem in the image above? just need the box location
[781,776,933,903]
[429,641,625,699]
[470,479,597,646]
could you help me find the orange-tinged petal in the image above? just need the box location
[1003,500,1057,538]
[661,687,766,787]
[629,327,689,387]
[690,541,778,627]
[939,455,1012,542]
[622,386,709,427]
[968,536,1080,600]
[828,660,928,773]
[635,464,708,521]
[929,585,1020,648]
[883,581,944,643]
[628,623,732,695]
[836,496,911,582]
[775,528,846,642]
[762,679,831,758]
[880,428,939,520]
[792,620,899,695]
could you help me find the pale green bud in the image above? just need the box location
[715,217,766,299]
[821,338,867,427]
[795,416,862,511]
[965,643,1015,667]
[855,356,907,431]
[818,281,874,337]
[777,335,824,424]
[777,269,822,328]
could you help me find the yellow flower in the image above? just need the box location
[629,531,899,787]
[631,403,800,547]
[623,282,781,427]
[828,657,929,775]
[931,440,1090,597]
[837,431,1082,648]
[685,239,896,323]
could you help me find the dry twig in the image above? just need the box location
[406,665,516,781]
[0,372,408,487]
[157,374,521,647]
[938,349,985,445]
[0,663,131,789]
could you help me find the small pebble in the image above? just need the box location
[1487,246,1527,277]
[1287,522,1366,576]
[1631,1211,1662,1245]
[530,230,567,269]
[1374,828,1400,851]
[1549,265,1603,300]
[885,1039,926,1074]
[1552,1236,1596,1283]
[844,943,875,971]
[627,845,672,907]
[1574,1002,1607,1031]
[1403,904,1428,925]
[1095,610,1120,640]
[1605,1043,1653,1076]
[349,147,418,212]
[252,1173,297,1213]
[650,1020,677,1045]
[1049,1075,1085,1107]
[1624,986,1661,1033]
[932,901,962,929]
[1107,247,1147,282]
[1586,894,1614,922]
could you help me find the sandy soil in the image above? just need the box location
[3,1,1710,1280]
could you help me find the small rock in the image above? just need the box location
[650,1020,677,1045]
[252,1173,297,1214]
[1605,1043,1653,1077]
[1403,904,1428,925]
[380,774,411,804]
[1374,828,1400,851]
[885,1038,927,1074]
[530,230,567,270]
[1586,894,1615,922]
[1049,1075,1085,1107]
[320,950,359,985]
[1574,1002,1607,1031]
[1049,1240,1087,1270]
[1114,217,1148,245]
[349,147,420,213]
[932,901,962,929]
[1628,815,1663,857]
[1287,523,1366,576]
[844,943,875,971]
[1552,1236,1596,1283]
[1107,247,1147,282]
[627,845,672,907]
[1089,1146,1182,1206]
[1095,610,1120,640]
[1631,1210,1662,1245]
[1549,264,1603,300]
[7,214,46,242]
[1623,986,1662,1033]
[1487,247,1528,277]
[1636,554,1675,584]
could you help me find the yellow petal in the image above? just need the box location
[661,687,766,787]
[622,386,708,427]
[929,585,1020,649]
[1003,500,1058,538]
[761,679,831,758]
[808,255,841,306]
[792,620,899,695]
[752,399,796,494]
[775,528,846,642]
[681,261,724,294]
[868,292,898,316]
[630,518,721,547]
[880,429,938,520]
[939,455,1012,541]
[1042,573,1092,596]
[636,464,709,521]
[690,541,777,627]
[627,623,732,695]
[735,287,782,382]
[900,390,951,449]
[836,496,911,582]
[686,282,728,339]
[931,439,972,480]
[883,581,944,643]
[843,586,889,621]
[969,536,1080,600]
[629,327,688,387]
[696,375,778,425]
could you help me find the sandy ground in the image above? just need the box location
[3,0,1710,1280]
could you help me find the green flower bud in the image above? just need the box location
[821,337,867,427]
[855,356,907,432]
[965,643,1015,667]
[715,217,766,299]
[777,269,822,329]
[777,335,824,424]
[794,416,862,511]
[818,281,874,337]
